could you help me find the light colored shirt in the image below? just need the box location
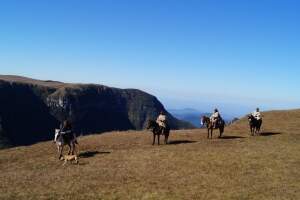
[210,112,220,120]
[252,111,261,120]
[156,114,167,127]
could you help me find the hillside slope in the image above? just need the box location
[0,75,193,148]
[0,109,299,199]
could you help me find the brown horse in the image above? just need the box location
[146,120,170,145]
[201,116,225,139]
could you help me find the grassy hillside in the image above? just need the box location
[0,110,299,200]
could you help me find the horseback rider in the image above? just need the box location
[210,108,221,128]
[252,108,262,121]
[156,111,167,133]
[59,120,77,144]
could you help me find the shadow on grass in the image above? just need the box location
[260,132,281,136]
[168,140,197,145]
[77,162,89,166]
[79,151,110,158]
[219,135,245,139]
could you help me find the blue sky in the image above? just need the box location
[1,0,300,116]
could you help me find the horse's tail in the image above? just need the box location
[220,126,224,134]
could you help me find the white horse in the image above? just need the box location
[54,129,78,159]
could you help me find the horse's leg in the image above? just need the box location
[207,128,209,139]
[59,146,63,160]
[71,142,75,155]
[67,143,71,155]
[253,124,257,135]
[165,134,168,144]
[158,134,160,145]
[257,122,262,135]
[220,124,224,138]
[57,145,60,154]
[256,126,260,135]
[152,134,156,145]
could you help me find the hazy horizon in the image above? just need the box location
[1,0,300,117]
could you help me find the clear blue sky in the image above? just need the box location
[1,0,300,116]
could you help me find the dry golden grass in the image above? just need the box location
[0,109,300,200]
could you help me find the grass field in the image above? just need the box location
[0,110,300,200]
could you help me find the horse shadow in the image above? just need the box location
[168,140,197,145]
[219,135,245,139]
[79,150,110,158]
[259,132,281,136]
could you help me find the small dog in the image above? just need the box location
[61,155,79,166]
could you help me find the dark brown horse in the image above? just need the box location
[248,115,262,136]
[147,120,170,145]
[201,116,225,139]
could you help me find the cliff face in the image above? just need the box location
[0,75,193,148]
[0,80,59,147]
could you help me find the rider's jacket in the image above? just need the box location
[210,112,220,121]
[252,111,261,120]
[156,114,167,128]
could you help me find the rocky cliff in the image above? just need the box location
[0,75,193,148]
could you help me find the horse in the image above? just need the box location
[248,115,262,136]
[201,116,225,139]
[54,129,78,159]
[146,120,170,145]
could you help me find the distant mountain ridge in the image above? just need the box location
[0,75,194,149]
[169,108,236,127]
[169,108,209,127]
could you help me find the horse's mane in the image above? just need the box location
[202,116,210,121]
